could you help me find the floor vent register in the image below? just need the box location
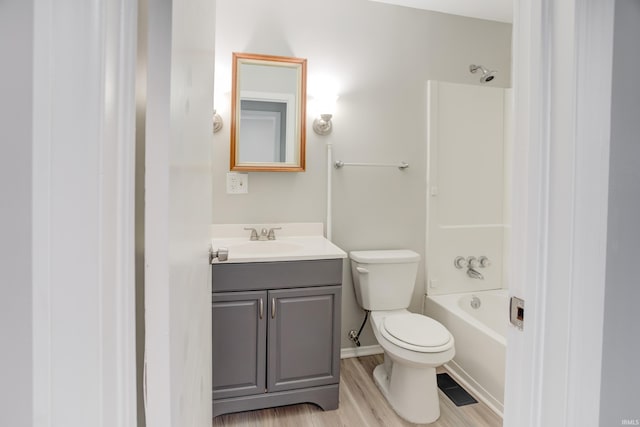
[436,373,478,407]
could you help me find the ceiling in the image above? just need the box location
[369,0,513,24]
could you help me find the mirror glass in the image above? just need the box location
[231,53,307,171]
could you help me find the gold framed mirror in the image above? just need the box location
[230,53,307,172]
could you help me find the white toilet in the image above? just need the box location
[350,249,455,424]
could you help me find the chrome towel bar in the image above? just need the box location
[334,160,409,170]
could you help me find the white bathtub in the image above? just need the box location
[425,289,507,416]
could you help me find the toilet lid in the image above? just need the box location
[383,313,451,348]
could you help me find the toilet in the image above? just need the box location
[350,249,455,424]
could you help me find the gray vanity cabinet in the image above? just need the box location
[267,286,341,392]
[212,259,342,418]
[212,290,266,400]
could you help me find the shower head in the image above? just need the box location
[469,64,497,83]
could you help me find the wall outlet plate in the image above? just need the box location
[226,172,248,194]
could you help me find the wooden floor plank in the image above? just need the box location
[213,355,503,427]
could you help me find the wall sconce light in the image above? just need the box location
[213,109,223,133]
[313,114,333,135]
[312,95,338,135]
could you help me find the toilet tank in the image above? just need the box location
[350,250,420,311]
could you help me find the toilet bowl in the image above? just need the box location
[369,310,455,424]
[349,250,455,424]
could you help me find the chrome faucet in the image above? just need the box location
[258,228,269,241]
[467,267,484,280]
[466,256,484,280]
[454,255,489,280]
[244,227,281,241]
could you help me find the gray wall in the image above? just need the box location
[600,0,640,424]
[213,0,512,348]
[0,1,33,425]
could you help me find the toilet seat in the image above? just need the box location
[381,313,452,353]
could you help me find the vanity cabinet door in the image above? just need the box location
[267,285,341,392]
[212,291,267,400]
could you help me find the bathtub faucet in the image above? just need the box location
[467,267,484,280]
[454,256,487,279]
[466,256,484,280]
[464,256,485,280]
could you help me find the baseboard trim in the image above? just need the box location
[443,361,504,417]
[340,345,383,359]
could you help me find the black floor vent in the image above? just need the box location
[436,372,478,407]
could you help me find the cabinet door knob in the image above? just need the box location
[259,298,264,320]
[271,298,276,318]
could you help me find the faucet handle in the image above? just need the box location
[467,256,479,268]
[243,227,259,241]
[478,256,491,268]
[454,256,468,269]
[267,227,282,240]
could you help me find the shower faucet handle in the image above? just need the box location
[467,256,480,268]
[479,256,491,268]
[454,256,468,269]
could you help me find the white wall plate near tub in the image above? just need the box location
[226,172,248,194]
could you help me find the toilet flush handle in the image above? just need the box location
[356,267,369,274]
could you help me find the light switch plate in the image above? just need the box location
[226,172,248,194]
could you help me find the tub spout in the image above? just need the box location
[467,267,484,280]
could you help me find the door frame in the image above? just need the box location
[504,0,615,426]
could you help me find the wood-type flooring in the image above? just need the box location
[212,354,503,427]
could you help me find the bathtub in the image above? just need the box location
[424,289,507,416]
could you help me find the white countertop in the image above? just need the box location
[210,223,347,264]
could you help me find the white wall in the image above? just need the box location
[213,0,511,348]
[599,0,640,424]
[0,1,33,425]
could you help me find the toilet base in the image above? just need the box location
[372,359,441,424]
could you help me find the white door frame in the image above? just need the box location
[504,1,615,426]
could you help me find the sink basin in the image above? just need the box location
[210,233,347,264]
